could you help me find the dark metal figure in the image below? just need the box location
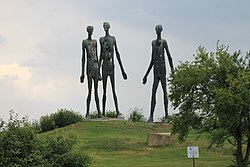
[143,25,174,122]
[99,22,127,117]
[80,26,102,118]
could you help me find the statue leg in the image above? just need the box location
[149,78,159,122]
[94,77,101,118]
[161,78,168,121]
[86,77,93,118]
[102,75,108,116]
[110,74,119,117]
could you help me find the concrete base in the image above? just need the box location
[147,133,172,147]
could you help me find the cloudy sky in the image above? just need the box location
[1,0,250,121]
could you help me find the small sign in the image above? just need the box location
[187,146,199,158]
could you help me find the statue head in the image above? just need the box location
[155,24,163,34]
[103,22,110,31]
[86,26,94,35]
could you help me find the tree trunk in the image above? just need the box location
[236,125,245,167]
[236,141,244,167]
[243,136,250,166]
[243,114,250,165]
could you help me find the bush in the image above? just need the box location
[40,109,84,132]
[0,110,93,167]
[128,108,146,122]
[53,109,84,128]
[42,135,93,167]
[105,110,117,118]
[89,111,98,119]
[58,152,93,167]
[0,111,43,166]
[31,119,42,133]
[40,115,55,132]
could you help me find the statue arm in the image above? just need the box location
[143,44,154,84]
[114,37,127,80]
[164,41,174,72]
[80,42,85,83]
[98,39,103,73]
[97,40,102,80]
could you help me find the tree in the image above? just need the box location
[169,44,250,167]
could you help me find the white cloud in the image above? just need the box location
[0,64,53,97]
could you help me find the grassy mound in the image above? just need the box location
[42,120,232,167]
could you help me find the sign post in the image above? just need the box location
[187,146,199,167]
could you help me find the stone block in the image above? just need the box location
[147,133,172,146]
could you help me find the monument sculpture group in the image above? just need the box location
[80,22,173,122]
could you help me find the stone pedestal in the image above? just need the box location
[147,133,172,146]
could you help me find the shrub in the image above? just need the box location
[128,108,146,122]
[31,119,42,133]
[40,115,55,132]
[58,152,93,167]
[52,152,93,167]
[0,110,93,167]
[40,109,84,132]
[89,111,98,119]
[0,111,43,166]
[105,110,117,118]
[42,135,92,167]
[52,109,84,128]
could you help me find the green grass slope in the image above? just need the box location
[43,120,232,167]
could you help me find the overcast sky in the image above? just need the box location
[1,0,250,121]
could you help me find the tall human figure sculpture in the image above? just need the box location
[99,22,127,117]
[143,25,174,122]
[80,26,102,118]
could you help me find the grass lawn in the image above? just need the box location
[43,120,233,167]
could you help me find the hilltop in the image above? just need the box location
[43,120,232,167]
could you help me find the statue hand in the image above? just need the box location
[143,76,147,84]
[122,72,127,80]
[80,74,84,83]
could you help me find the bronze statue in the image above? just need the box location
[143,25,174,122]
[99,22,127,117]
[80,26,102,118]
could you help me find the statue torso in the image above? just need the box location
[152,39,167,77]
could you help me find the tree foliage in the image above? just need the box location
[169,44,250,167]
[0,110,92,167]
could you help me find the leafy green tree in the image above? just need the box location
[169,44,250,167]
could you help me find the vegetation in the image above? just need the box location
[40,109,84,132]
[0,110,92,167]
[128,107,146,122]
[89,111,99,119]
[105,110,117,118]
[169,44,250,167]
